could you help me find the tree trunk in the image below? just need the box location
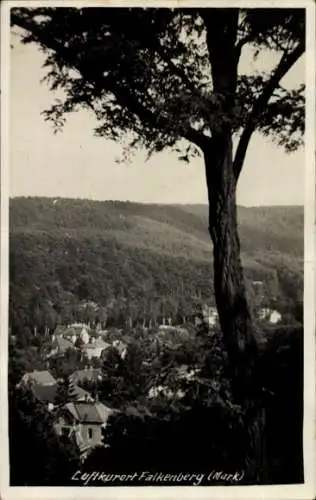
[204,132,264,481]
[204,133,259,395]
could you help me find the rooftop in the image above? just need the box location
[23,370,57,386]
[32,382,93,404]
[70,368,102,384]
[90,329,109,338]
[65,401,113,424]
[82,339,111,349]
[54,324,91,337]
[53,336,76,352]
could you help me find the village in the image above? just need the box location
[13,303,282,463]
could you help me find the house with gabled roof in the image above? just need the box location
[53,400,114,461]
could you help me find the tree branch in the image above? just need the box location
[11,11,209,152]
[110,82,210,151]
[233,40,305,181]
[152,40,201,98]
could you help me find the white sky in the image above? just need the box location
[9,30,305,206]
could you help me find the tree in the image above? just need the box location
[54,375,76,407]
[49,348,82,380]
[11,7,305,479]
[99,340,153,406]
[9,384,80,485]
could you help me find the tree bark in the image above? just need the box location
[204,132,259,402]
[203,132,267,482]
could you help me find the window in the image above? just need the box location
[88,428,93,439]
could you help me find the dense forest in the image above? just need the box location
[9,197,303,336]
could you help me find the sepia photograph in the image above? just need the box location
[1,0,315,498]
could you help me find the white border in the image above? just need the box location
[1,0,11,496]
[1,1,315,499]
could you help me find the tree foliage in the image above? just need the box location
[83,324,303,485]
[54,375,77,406]
[11,7,305,163]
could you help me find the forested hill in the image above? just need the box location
[9,197,303,331]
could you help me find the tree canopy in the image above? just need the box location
[11,7,305,166]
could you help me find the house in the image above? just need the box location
[53,400,114,460]
[52,325,71,341]
[61,329,78,344]
[81,339,111,360]
[76,325,90,345]
[70,368,103,387]
[193,306,218,329]
[156,326,190,348]
[258,308,282,324]
[45,336,76,358]
[202,305,218,327]
[269,310,282,324]
[52,323,91,345]
[20,370,57,387]
[90,329,109,341]
[31,382,94,411]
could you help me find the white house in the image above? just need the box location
[202,305,218,327]
[269,310,282,324]
[258,308,282,324]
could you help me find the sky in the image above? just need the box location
[9,26,305,207]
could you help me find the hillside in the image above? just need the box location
[9,197,303,332]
